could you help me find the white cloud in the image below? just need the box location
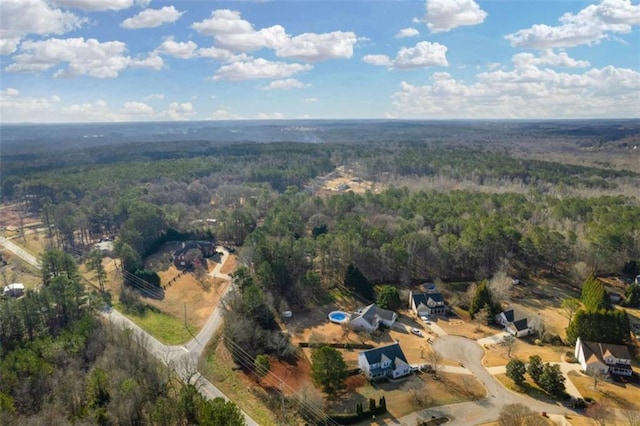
[213,58,312,81]
[263,78,309,90]
[276,31,358,61]
[122,101,154,115]
[0,90,62,122]
[52,0,149,12]
[506,0,640,49]
[5,37,162,78]
[363,54,392,67]
[164,102,194,120]
[121,6,184,29]
[364,42,448,69]
[192,9,358,61]
[197,46,250,62]
[156,37,198,59]
[2,88,20,97]
[395,27,420,38]
[304,97,318,103]
[425,0,487,33]
[389,58,640,118]
[257,112,285,119]
[512,50,590,69]
[144,93,164,100]
[0,0,84,55]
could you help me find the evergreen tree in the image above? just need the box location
[566,308,630,345]
[538,363,566,398]
[623,284,640,308]
[581,274,611,312]
[344,264,375,301]
[506,359,526,386]
[376,285,401,310]
[311,346,348,394]
[527,355,543,385]
[469,280,496,318]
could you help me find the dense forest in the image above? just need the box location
[1,120,639,423]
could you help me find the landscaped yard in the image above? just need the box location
[328,372,485,420]
[567,371,640,410]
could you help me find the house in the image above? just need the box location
[358,342,412,381]
[409,288,446,317]
[495,307,531,337]
[3,283,25,298]
[348,304,397,333]
[574,337,633,377]
[172,241,216,268]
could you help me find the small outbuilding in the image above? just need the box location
[3,283,25,298]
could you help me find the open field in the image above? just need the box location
[567,371,640,410]
[98,243,227,344]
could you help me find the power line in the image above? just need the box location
[221,334,340,426]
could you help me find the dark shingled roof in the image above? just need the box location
[512,318,529,331]
[360,342,408,366]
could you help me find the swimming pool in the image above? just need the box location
[328,311,350,324]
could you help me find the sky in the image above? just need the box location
[0,0,639,123]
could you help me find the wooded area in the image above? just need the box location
[1,120,639,423]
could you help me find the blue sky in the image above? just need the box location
[0,0,638,122]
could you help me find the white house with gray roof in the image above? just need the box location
[348,304,397,333]
[358,342,411,381]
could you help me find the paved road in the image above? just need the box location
[398,335,572,426]
[3,241,257,426]
[0,236,41,269]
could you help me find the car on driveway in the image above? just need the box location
[411,328,423,337]
[420,315,432,324]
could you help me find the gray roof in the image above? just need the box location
[359,304,396,324]
[360,342,408,366]
[412,292,444,306]
[512,318,529,331]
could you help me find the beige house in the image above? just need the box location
[574,337,633,377]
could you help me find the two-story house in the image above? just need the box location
[358,342,411,381]
[409,289,446,317]
[574,337,633,377]
[495,307,531,337]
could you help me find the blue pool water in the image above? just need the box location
[328,311,349,323]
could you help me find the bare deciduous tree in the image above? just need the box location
[406,379,431,408]
[489,270,512,303]
[426,350,443,378]
[502,335,517,358]
[586,403,611,426]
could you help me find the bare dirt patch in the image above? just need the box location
[315,166,380,196]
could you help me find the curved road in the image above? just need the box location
[399,335,571,426]
[0,238,257,426]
